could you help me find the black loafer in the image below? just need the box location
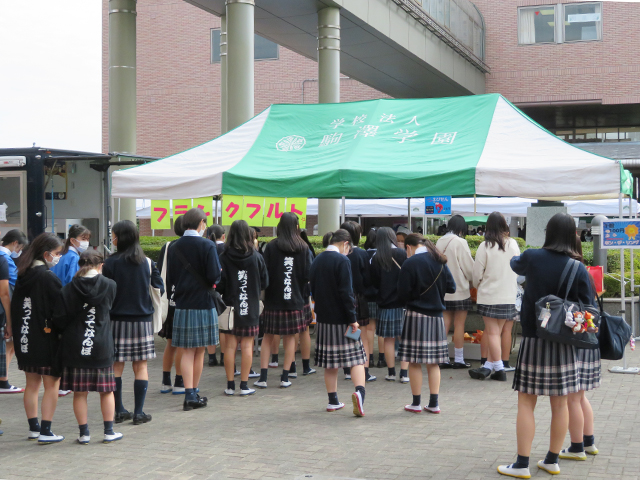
[376,359,387,368]
[114,411,133,424]
[438,362,453,369]
[132,413,152,425]
[468,367,492,380]
[490,370,507,382]
[196,394,208,405]
[451,361,471,369]
[183,397,207,411]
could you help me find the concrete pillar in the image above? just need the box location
[220,15,228,134]
[226,0,254,131]
[317,7,341,235]
[108,0,137,225]
[526,201,567,247]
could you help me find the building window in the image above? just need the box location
[554,127,640,143]
[211,29,279,63]
[518,3,602,45]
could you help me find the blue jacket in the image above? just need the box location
[51,248,80,286]
[0,248,17,286]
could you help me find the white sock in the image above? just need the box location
[454,348,464,364]
[493,360,504,371]
[483,360,494,371]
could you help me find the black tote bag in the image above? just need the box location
[596,295,632,360]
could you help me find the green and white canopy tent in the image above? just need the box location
[112,94,631,200]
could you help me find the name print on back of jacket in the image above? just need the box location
[81,303,96,356]
[284,257,293,300]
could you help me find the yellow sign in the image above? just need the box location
[193,197,213,226]
[242,196,265,227]
[173,199,192,218]
[263,197,286,227]
[222,195,244,225]
[150,200,171,230]
[286,197,307,229]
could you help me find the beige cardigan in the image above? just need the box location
[436,233,474,302]
[472,237,520,306]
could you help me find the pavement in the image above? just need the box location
[1,337,639,480]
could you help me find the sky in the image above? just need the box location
[0,0,102,152]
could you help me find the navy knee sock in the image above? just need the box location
[104,420,114,435]
[388,367,396,376]
[428,393,438,408]
[343,367,351,375]
[328,392,339,405]
[412,394,421,406]
[271,353,278,363]
[227,381,235,391]
[281,369,289,382]
[583,435,595,447]
[240,381,248,390]
[78,423,90,437]
[133,379,148,415]
[544,451,559,465]
[355,385,365,403]
[162,371,171,385]
[259,368,268,382]
[0,380,10,389]
[513,455,529,469]
[114,377,126,414]
[174,374,184,388]
[302,359,310,371]
[40,420,52,436]
[185,387,196,401]
[568,442,584,453]
[400,368,408,378]
[28,417,40,433]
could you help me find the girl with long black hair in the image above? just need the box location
[363,228,385,368]
[12,233,65,443]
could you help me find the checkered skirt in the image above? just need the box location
[367,302,379,322]
[512,336,579,396]
[314,322,366,369]
[397,310,449,364]
[576,347,601,391]
[0,329,6,378]
[376,307,404,338]
[477,303,517,320]
[303,302,314,328]
[444,297,473,312]
[20,365,58,377]
[172,308,219,348]
[261,308,307,336]
[112,319,156,362]
[231,323,259,338]
[60,366,116,392]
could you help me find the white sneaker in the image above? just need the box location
[559,448,587,460]
[385,375,396,381]
[28,430,40,440]
[366,374,377,382]
[503,366,516,372]
[344,374,351,380]
[240,387,256,396]
[404,404,421,413]
[289,372,298,378]
[326,402,344,412]
[399,376,410,384]
[38,432,65,444]
[233,369,241,376]
[103,432,123,443]
[248,370,260,378]
[171,386,185,395]
[58,390,71,397]
[303,368,317,375]
[280,380,292,388]
[224,388,235,396]
[351,391,365,417]
[77,435,90,445]
[268,361,278,368]
[0,385,24,394]
[160,383,172,394]
[497,464,531,479]
[424,405,441,414]
[537,460,560,475]
[253,380,267,389]
[584,445,599,455]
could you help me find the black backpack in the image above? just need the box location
[596,295,632,360]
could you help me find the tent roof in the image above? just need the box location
[113,94,622,200]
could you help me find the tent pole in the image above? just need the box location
[474,194,477,216]
[215,197,219,224]
[630,193,635,338]
[341,197,346,225]
[407,198,411,231]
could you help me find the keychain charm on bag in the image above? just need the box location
[539,302,551,329]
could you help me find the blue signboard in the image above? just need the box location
[602,219,640,249]
[424,196,452,216]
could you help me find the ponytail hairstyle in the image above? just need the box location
[16,232,63,276]
[62,224,91,255]
[75,250,104,278]
[405,233,447,264]
[322,229,352,248]
[372,227,398,271]
[484,211,509,252]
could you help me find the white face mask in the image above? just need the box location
[77,240,89,253]
[45,253,61,268]
[10,250,21,259]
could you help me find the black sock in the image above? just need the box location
[209,352,216,359]
[365,367,370,378]
[40,420,52,436]
[568,441,584,453]
[220,352,224,363]
[78,423,90,437]
[162,371,171,385]
[104,420,114,435]
[28,417,40,433]
[185,387,196,401]
[503,360,511,368]
[388,367,396,376]
[544,451,559,465]
[114,377,125,414]
[174,374,184,388]
[355,385,365,403]
[344,367,351,375]
[259,368,268,382]
[428,393,438,408]
[290,361,297,373]
[481,357,487,366]
[412,394,421,406]
[227,380,235,390]
[400,369,408,378]
[583,435,595,447]
[513,454,529,469]
[271,353,278,363]
[0,380,9,389]
[133,379,148,416]
[281,369,289,382]
[328,392,339,405]
[240,381,248,390]
[379,353,385,361]
[302,359,310,371]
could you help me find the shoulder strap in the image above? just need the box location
[172,246,214,293]
[146,257,152,285]
[556,259,575,296]
[561,259,581,301]
[441,237,455,255]
[420,264,444,296]
[392,257,402,269]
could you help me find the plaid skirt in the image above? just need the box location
[444,297,473,312]
[477,303,517,320]
[376,307,404,338]
[367,302,378,322]
[173,309,219,348]
[397,311,449,364]
[261,308,307,336]
[60,366,116,392]
[512,336,579,397]
[0,330,6,378]
[112,319,156,362]
[20,365,58,377]
[158,306,175,340]
[576,347,601,391]
[314,323,366,369]
[303,303,314,328]
[231,323,259,338]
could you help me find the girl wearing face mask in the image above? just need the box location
[51,224,91,286]
[11,233,65,443]
[310,229,367,416]
[0,229,28,394]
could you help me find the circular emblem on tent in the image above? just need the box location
[276,135,306,152]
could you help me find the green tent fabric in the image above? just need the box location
[463,216,488,226]
[112,94,623,200]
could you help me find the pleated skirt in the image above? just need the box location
[112,319,156,362]
[303,302,314,328]
[60,366,116,392]
[314,323,366,369]
[172,308,219,348]
[477,303,517,320]
[376,307,404,338]
[20,365,58,377]
[444,297,473,312]
[261,308,307,336]
[367,302,378,322]
[512,336,579,396]
[397,310,449,364]
[576,347,601,391]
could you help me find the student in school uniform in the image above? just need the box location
[370,227,409,383]
[310,229,366,416]
[217,220,268,396]
[55,250,123,444]
[167,208,221,411]
[103,220,164,425]
[0,229,28,394]
[158,215,185,394]
[497,213,593,478]
[397,234,455,414]
[206,224,226,367]
[291,229,316,379]
[435,216,474,369]
[11,233,65,444]
[255,212,310,389]
[363,229,385,368]
[51,224,91,286]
